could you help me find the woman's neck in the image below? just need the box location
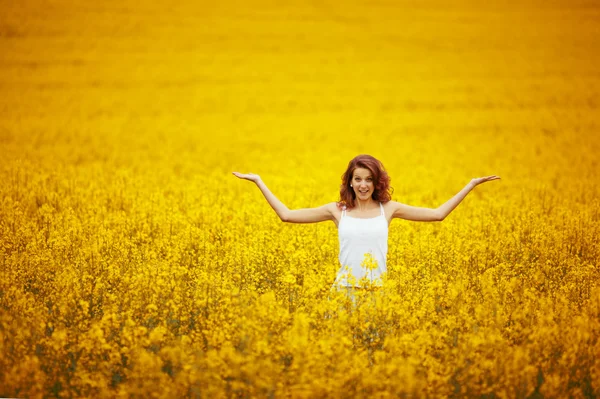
[353,198,377,211]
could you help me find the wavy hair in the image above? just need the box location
[338,154,393,210]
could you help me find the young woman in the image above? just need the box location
[233,154,500,293]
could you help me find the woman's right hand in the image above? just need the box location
[232,172,261,183]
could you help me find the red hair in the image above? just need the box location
[338,154,393,210]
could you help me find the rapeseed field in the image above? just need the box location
[1,0,599,397]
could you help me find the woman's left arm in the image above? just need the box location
[390,175,501,222]
[436,176,501,221]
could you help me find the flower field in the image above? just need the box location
[1,0,599,397]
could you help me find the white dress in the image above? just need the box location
[334,202,388,288]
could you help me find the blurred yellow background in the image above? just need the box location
[1,0,599,397]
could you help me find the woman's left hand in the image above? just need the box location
[470,175,501,187]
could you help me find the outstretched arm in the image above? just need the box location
[390,175,501,222]
[232,172,335,223]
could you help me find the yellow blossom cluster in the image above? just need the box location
[1,0,600,397]
[1,131,599,398]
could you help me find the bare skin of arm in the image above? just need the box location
[232,172,337,224]
[233,172,500,223]
[388,176,501,222]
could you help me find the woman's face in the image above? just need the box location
[351,167,374,200]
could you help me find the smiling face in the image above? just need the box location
[351,167,375,200]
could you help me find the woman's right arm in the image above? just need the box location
[232,172,335,223]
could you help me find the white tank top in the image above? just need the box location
[335,202,388,287]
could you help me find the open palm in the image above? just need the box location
[232,172,261,183]
[471,175,501,186]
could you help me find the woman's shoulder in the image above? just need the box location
[328,201,346,212]
[333,201,350,212]
[313,202,343,212]
[382,200,402,212]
